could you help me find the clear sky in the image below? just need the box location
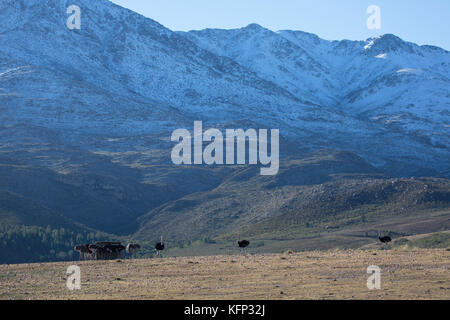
[110,0,450,50]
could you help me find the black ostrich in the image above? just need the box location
[155,236,164,257]
[379,236,392,244]
[74,244,92,260]
[238,239,250,253]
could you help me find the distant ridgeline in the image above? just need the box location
[0,224,112,264]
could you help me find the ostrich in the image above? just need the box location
[106,244,120,259]
[238,239,250,253]
[88,244,98,259]
[126,243,141,259]
[378,231,392,245]
[116,244,126,259]
[88,244,105,260]
[74,245,85,260]
[104,244,116,259]
[104,244,112,259]
[379,236,392,244]
[103,244,125,260]
[155,236,164,257]
[74,244,92,260]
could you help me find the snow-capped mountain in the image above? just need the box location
[185,27,449,161]
[0,0,449,178]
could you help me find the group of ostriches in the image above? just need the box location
[74,237,165,261]
[74,242,141,260]
[75,232,392,261]
[74,236,247,261]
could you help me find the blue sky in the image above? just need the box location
[110,0,450,50]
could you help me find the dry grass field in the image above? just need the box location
[0,249,449,300]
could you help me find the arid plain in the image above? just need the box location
[0,249,448,300]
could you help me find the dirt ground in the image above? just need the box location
[0,249,448,300]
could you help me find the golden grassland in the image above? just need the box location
[0,249,448,300]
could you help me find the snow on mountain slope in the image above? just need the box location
[0,0,378,141]
[278,32,449,139]
[0,0,308,127]
[182,24,338,107]
[0,0,448,176]
[184,27,450,173]
[187,28,449,131]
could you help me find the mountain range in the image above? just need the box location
[0,0,449,262]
